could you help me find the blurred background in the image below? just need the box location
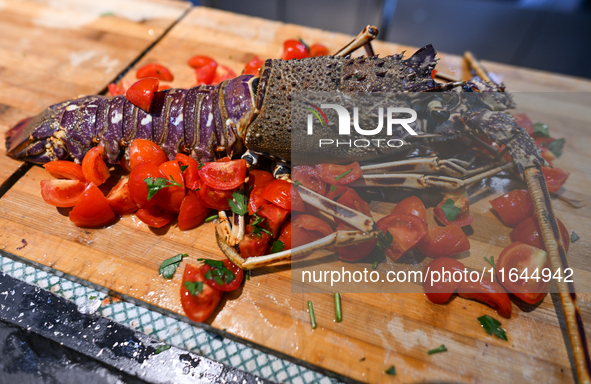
[195,0,591,79]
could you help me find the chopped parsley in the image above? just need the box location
[478,315,507,341]
[184,281,204,296]
[330,185,337,192]
[533,122,550,138]
[334,169,352,182]
[144,176,182,200]
[154,344,171,354]
[571,231,580,243]
[199,258,236,285]
[292,180,303,186]
[376,229,393,251]
[547,138,565,158]
[198,162,205,169]
[159,253,187,279]
[271,240,284,253]
[180,165,189,172]
[440,199,461,221]
[427,344,447,355]
[385,365,396,375]
[228,191,248,216]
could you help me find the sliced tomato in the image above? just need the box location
[188,55,216,69]
[69,183,115,228]
[434,188,473,227]
[199,159,247,190]
[258,203,290,238]
[43,161,85,181]
[541,166,569,193]
[248,185,268,215]
[325,184,351,200]
[376,214,428,261]
[291,214,333,248]
[180,264,223,322]
[81,146,110,186]
[457,278,512,319]
[282,39,309,60]
[247,170,274,190]
[292,165,326,196]
[513,113,534,136]
[278,221,292,250]
[196,179,233,211]
[423,257,466,304]
[262,179,305,212]
[239,233,271,257]
[200,259,243,292]
[126,78,159,112]
[128,162,164,209]
[105,177,137,215]
[178,190,211,231]
[195,61,217,85]
[108,82,126,96]
[315,162,363,186]
[136,205,175,228]
[40,179,87,207]
[416,224,470,258]
[156,160,185,213]
[243,56,263,77]
[335,189,371,226]
[390,196,427,222]
[128,139,168,169]
[136,63,174,81]
[336,223,377,262]
[175,153,200,190]
[510,215,570,253]
[212,65,237,84]
[309,44,328,57]
[497,242,550,304]
[489,190,533,228]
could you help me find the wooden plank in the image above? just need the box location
[1,5,591,383]
[0,0,189,185]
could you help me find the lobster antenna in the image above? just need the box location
[334,25,378,57]
[464,51,495,84]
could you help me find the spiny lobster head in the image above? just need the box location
[463,77,515,111]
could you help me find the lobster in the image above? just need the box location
[5,26,590,383]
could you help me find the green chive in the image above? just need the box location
[205,215,217,223]
[334,169,352,182]
[427,344,447,355]
[308,300,317,329]
[334,293,342,322]
[372,261,378,269]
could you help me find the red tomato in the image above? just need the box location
[315,162,363,186]
[69,183,115,228]
[510,215,570,253]
[119,157,132,173]
[513,113,534,136]
[309,44,328,57]
[212,65,237,84]
[541,166,569,193]
[335,223,377,261]
[416,224,470,258]
[423,258,466,304]
[195,61,217,85]
[281,39,309,60]
[489,190,534,227]
[497,242,550,304]
[43,161,85,181]
[248,186,268,215]
[390,196,427,222]
[156,160,186,213]
[278,221,292,250]
[196,179,233,211]
[200,259,243,291]
[335,189,371,226]
[125,78,159,112]
[325,184,351,200]
[108,82,126,96]
[178,191,210,231]
[40,179,87,207]
[457,278,512,319]
[258,203,290,238]
[136,63,174,81]
[376,214,428,261]
[291,214,333,248]
[199,159,247,190]
[105,177,138,215]
[262,179,305,212]
[243,56,263,76]
[292,165,326,195]
[81,146,110,186]
[433,189,473,227]
[188,55,216,69]
[175,153,200,190]
[239,233,271,257]
[128,139,168,169]
[247,170,274,190]
[136,205,175,228]
[180,264,223,322]
[128,162,165,209]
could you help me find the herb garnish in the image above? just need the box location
[144,176,182,200]
[198,258,235,285]
[334,293,342,322]
[483,256,496,269]
[180,165,189,172]
[547,138,564,158]
[571,231,580,243]
[478,315,507,341]
[385,365,396,375]
[308,300,317,329]
[228,191,248,215]
[205,215,217,223]
[330,185,337,192]
[298,37,310,53]
[271,240,284,253]
[372,261,379,269]
[440,199,461,221]
[334,169,352,181]
[332,192,344,202]
[377,229,393,251]
[427,344,447,355]
[198,162,204,169]
[292,180,303,186]
[155,344,171,354]
[533,122,550,138]
[184,281,204,296]
[159,253,187,279]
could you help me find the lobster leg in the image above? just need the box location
[334,25,378,57]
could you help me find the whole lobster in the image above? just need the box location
[5,26,590,383]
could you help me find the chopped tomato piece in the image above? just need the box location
[278,221,292,250]
[195,61,217,85]
[212,65,237,84]
[40,179,87,207]
[309,44,328,57]
[510,215,570,253]
[136,63,174,81]
[108,81,126,96]
[243,56,263,76]
[128,162,165,209]
[489,190,534,227]
[247,170,274,190]
[128,139,168,169]
[106,177,137,215]
[434,188,473,227]
[156,160,185,213]
[126,78,159,112]
[335,189,371,226]
[457,278,512,319]
[336,223,377,262]
[291,214,333,249]
[541,166,569,193]
[175,153,200,190]
[180,264,223,322]
[376,214,428,261]
[497,242,550,304]
[262,179,305,212]
[423,258,466,304]
[81,146,110,186]
[200,259,243,291]
[43,161,85,181]
[315,162,363,186]
[178,191,210,231]
[199,159,247,190]
[188,55,216,69]
[258,203,290,238]
[136,205,175,228]
[292,165,326,196]
[248,185,268,215]
[69,183,115,228]
[390,196,427,222]
[325,184,351,200]
[196,179,233,211]
[513,113,534,136]
[239,233,271,257]
[416,224,470,258]
[282,39,309,60]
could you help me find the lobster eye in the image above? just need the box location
[430,108,450,123]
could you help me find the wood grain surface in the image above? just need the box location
[1,5,591,383]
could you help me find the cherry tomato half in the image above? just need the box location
[105,177,137,215]
[390,196,427,222]
[510,215,570,253]
[128,162,165,209]
[188,55,216,69]
[175,153,201,190]
[178,190,211,231]
[541,166,570,193]
[262,179,305,212]
[248,185,268,215]
[423,257,466,304]
[325,184,351,200]
[200,259,243,291]
[180,264,223,322]
[243,56,263,77]
[69,183,115,228]
[291,214,333,249]
[336,223,377,262]
[278,221,292,250]
[335,189,371,226]
[315,162,363,186]
[309,44,328,57]
[292,165,326,196]
[247,170,274,190]
[489,190,534,228]
[376,214,428,261]
[199,159,247,190]
[155,160,185,213]
[43,161,85,181]
[108,82,126,96]
[258,203,290,238]
[457,278,512,319]
[136,205,175,228]
[196,179,233,211]
[195,61,217,85]
[40,179,87,208]
[416,224,470,258]
[136,63,174,82]
[81,145,110,186]
[126,78,159,113]
[281,39,309,60]
[129,139,168,169]
[239,233,271,257]
[212,65,237,85]
[433,188,473,227]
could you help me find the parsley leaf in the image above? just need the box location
[228,192,248,216]
[271,240,284,253]
[330,185,337,192]
[376,229,393,250]
[180,165,189,172]
[484,256,496,269]
[198,162,204,169]
[155,344,171,354]
[427,344,447,355]
[292,180,302,186]
[547,138,564,158]
[533,122,550,138]
[184,281,203,296]
[159,253,187,279]
[205,215,217,223]
[571,231,580,243]
[198,258,236,285]
[440,199,461,221]
[478,315,507,341]
[144,176,182,200]
[334,169,352,181]
[385,365,396,375]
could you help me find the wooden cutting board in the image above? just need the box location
[1,5,591,383]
